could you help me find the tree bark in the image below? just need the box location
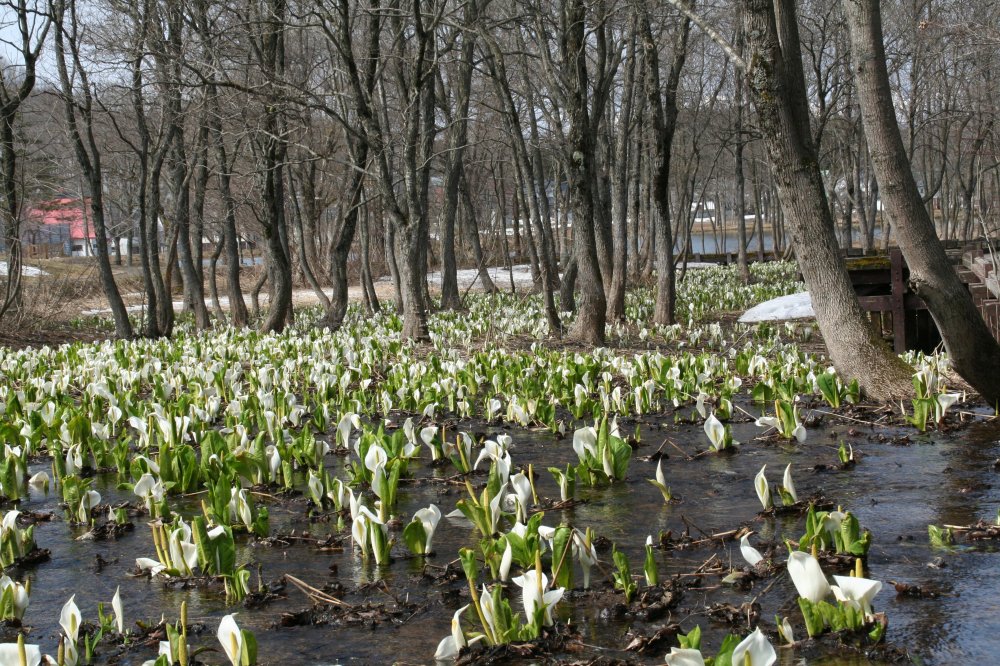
[157,2,210,330]
[459,170,498,293]
[640,3,692,326]
[733,24,751,284]
[563,0,606,344]
[323,142,367,330]
[359,201,381,314]
[257,0,293,333]
[607,23,638,322]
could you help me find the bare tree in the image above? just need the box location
[843,0,1000,404]
[0,0,49,322]
[639,1,692,326]
[668,0,913,398]
[52,0,134,339]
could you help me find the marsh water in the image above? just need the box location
[9,403,1000,665]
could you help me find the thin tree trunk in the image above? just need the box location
[324,142,367,329]
[359,201,381,314]
[640,3,692,326]
[288,168,332,312]
[607,23,637,322]
[384,218,403,314]
[53,0,132,339]
[459,169,498,293]
[208,238,224,320]
[733,24,751,284]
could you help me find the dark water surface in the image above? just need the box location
[10,407,1000,665]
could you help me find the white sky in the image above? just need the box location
[1,2,53,81]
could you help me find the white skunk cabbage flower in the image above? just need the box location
[112,586,124,633]
[413,504,442,554]
[782,463,798,503]
[217,614,245,666]
[786,551,831,603]
[831,575,882,619]
[703,413,728,450]
[731,627,776,666]
[512,570,565,627]
[740,534,764,567]
[434,604,482,661]
[572,427,597,462]
[754,466,772,511]
[664,647,705,666]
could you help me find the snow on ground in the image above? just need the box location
[83,262,731,317]
[738,292,814,323]
[415,264,539,288]
[0,261,49,277]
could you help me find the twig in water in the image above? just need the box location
[284,574,350,607]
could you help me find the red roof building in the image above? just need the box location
[24,198,97,256]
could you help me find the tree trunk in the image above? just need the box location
[607,25,638,322]
[0,119,25,322]
[436,2,479,310]
[0,3,46,324]
[843,0,1000,404]
[563,0,606,344]
[53,0,133,339]
[394,228,428,339]
[159,3,210,330]
[208,238,225,320]
[733,24,751,284]
[258,0,293,333]
[739,0,912,400]
[384,219,403,314]
[640,4,692,326]
[481,32,561,332]
[215,133,249,327]
[168,135,210,329]
[288,168,332,313]
[323,143,367,330]
[459,170,498,293]
[359,203,381,314]
[560,255,578,313]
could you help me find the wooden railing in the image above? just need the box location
[845,243,1000,353]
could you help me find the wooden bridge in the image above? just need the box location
[845,244,1000,353]
[689,242,1000,353]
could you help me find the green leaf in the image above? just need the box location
[816,372,840,408]
[928,524,954,550]
[459,548,479,584]
[241,629,258,665]
[711,633,740,666]
[551,526,573,589]
[797,597,827,638]
[643,545,658,586]
[751,382,774,404]
[677,624,701,650]
[402,519,427,556]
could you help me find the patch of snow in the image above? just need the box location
[0,261,49,277]
[738,292,814,323]
[391,264,542,289]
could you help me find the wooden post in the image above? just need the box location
[890,247,907,352]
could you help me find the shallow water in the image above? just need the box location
[9,406,1000,665]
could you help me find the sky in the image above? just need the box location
[1,2,54,83]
